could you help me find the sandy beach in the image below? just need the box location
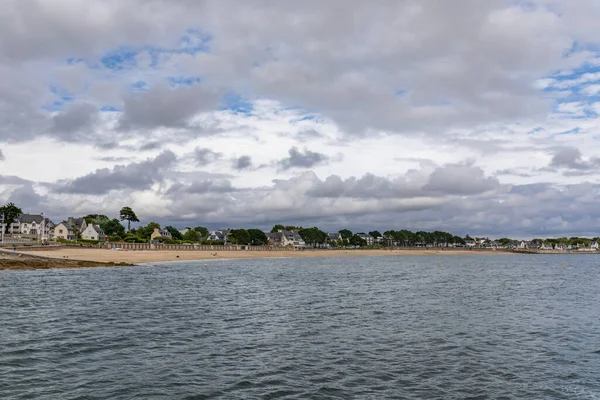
[16,247,507,264]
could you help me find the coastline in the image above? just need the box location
[0,249,133,270]
[1,247,511,269]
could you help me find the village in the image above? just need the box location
[1,209,599,253]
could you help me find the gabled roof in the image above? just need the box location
[90,225,104,234]
[16,214,53,225]
[282,230,304,242]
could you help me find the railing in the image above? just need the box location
[103,243,295,251]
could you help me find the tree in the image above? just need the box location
[119,206,139,232]
[164,226,183,240]
[270,224,285,233]
[136,222,160,239]
[84,214,109,225]
[349,234,367,247]
[229,229,251,245]
[498,238,512,246]
[0,203,23,234]
[299,227,327,248]
[248,229,268,245]
[194,226,209,238]
[465,234,473,241]
[339,229,353,239]
[183,229,201,242]
[101,219,126,237]
[369,231,382,239]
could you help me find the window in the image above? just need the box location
[59,229,63,234]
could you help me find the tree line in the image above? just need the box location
[3,202,600,247]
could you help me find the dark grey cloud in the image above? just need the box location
[193,147,222,166]
[277,147,330,170]
[167,179,236,196]
[424,164,500,195]
[50,103,97,139]
[494,168,533,178]
[306,164,499,199]
[0,149,4,161]
[119,84,222,130]
[233,155,252,170]
[138,141,163,151]
[548,146,600,172]
[0,175,33,185]
[61,150,177,195]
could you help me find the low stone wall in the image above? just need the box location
[103,242,293,251]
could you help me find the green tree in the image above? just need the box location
[339,229,353,239]
[465,234,473,241]
[299,227,327,248]
[349,234,367,247]
[498,237,512,246]
[183,229,201,242]
[119,206,140,232]
[229,229,251,245]
[0,202,23,234]
[368,231,382,239]
[136,222,161,239]
[270,224,285,233]
[164,226,183,240]
[84,214,109,225]
[101,218,126,237]
[194,226,209,238]
[248,229,268,245]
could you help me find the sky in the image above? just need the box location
[2,0,600,238]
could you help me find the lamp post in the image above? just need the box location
[1,214,4,246]
[40,212,44,244]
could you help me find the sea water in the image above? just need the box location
[1,255,599,399]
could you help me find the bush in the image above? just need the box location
[123,236,146,243]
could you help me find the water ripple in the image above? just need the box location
[1,255,600,399]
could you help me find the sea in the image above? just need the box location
[1,255,599,399]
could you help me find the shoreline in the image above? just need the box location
[2,246,597,270]
[2,247,511,269]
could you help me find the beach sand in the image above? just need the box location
[18,247,506,264]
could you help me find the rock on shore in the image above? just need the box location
[0,251,133,270]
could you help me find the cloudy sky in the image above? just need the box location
[2,0,600,238]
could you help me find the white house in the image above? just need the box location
[53,217,87,241]
[81,224,105,241]
[357,233,374,245]
[267,230,306,248]
[208,230,230,242]
[540,243,553,250]
[590,241,599,250]
[2,214,55,237]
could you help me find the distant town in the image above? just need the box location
[1,203,599,252]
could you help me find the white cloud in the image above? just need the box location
[3,0,600,237]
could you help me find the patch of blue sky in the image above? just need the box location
[395,88,408,97]
[101,48,139,70]
[166,76,202,87]
[42,86,75,111]
[179,29,212,54]
[131,80,148,91]
[220,93,254,115]
[527,127,544,135]
[289,115,325,124]
[556,127,581,135]
[99,105,122,112]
